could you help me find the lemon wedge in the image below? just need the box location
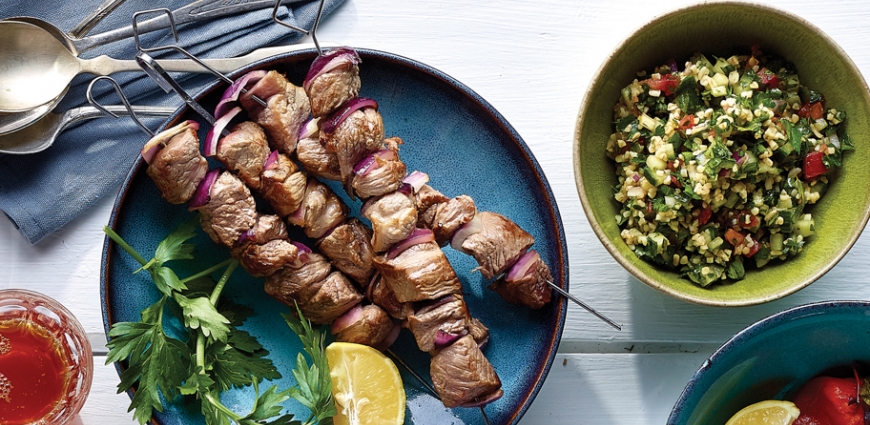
[725,400,801,425]
[325,342,405,425]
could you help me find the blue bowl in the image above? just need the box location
[669,301,870,424]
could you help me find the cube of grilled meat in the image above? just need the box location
[240,70,310,154]
[417,195,476,246]
[333,304,395,348]
[304,48,361,117]
[415,184,450,213]
[296,136,341,181]
[362,190,417,253]
[146,126,208,204]
[321,107,385,183]
[264,252,332,302]
[489,250,553,309]
[287,179,348,239]
[374,241,462,303]
[406,294,470,353]
[259,152,307,217]
[366,273,413,320]
[214,121,269,190]
[238,239,302,277]
[460,212,535,279]
[430,335,503,408]
[198,171,257,247]
[468,317,490,349]
[316,218,375,286]
[231,216,300,277]
[352,137,406,199]
[299,271,364,324]
[246,214,289,243]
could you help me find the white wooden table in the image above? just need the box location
[3,1,870,423]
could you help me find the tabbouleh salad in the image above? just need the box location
[606,47,853,287]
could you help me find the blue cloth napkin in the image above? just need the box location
[0,0,345,244]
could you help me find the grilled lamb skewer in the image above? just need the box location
[230,59,505,407]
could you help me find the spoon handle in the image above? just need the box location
[67,0,128,39]
[65,105,177,126]
[80,43,320,75]
[73,0,307,53]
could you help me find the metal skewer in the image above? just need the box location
[548,281,622,331]
[130,8,267,110]
[86,76,155,137]
[272,0,326,55]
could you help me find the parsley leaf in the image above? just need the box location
[174,292,231,341]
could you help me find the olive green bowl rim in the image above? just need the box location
[572,0,870,307]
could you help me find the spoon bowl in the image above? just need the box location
[0,105,175,155]
[0,90,64,136]
[0,21,81,113]
[6,17,82,55]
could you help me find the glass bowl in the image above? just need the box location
[0,289,93,424]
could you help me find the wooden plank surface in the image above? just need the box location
[3,0,870,423]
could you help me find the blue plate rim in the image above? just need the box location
[100,46,569,425]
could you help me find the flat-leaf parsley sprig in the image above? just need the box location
[104,218,336,425]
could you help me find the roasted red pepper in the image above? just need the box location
[792,375,863,425]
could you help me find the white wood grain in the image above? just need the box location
[2,0,870,423]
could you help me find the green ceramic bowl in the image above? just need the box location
[574,1,870,306]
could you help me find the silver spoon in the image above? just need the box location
[0,104,175,155]
[4,0,305,57]
[0,19,317,113]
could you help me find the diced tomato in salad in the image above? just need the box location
[697,206,712,225]
[644,73,680,96]
[756,67,781,89]
[799,101,825,120]
[804,151,828,179]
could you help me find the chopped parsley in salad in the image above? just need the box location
[606,47,853,287]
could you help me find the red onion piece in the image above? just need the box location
[215,70,267,117]
[434,330,463,349]
[376,321,402,351]
[505,250,539,282]
[188,168,221,210]
[397,183,413,196]
[303,47,361,91]
[298,117,320,139]
[289,242,311,267]
[449,214,483,254]
[287,205,306,228]
[459,390,504,408]
[353,149,398,176]
[264,150,279,170]
[331,303,363,334]
[141,120,199,164]
[631,174,640,182]
[234,228,255,247]
[204,106,242,157]
[402,171,429,193]
[320,97,378,136]
[387,228,435,260]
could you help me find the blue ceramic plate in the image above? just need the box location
[101,48,568,425]
[669,300,870,424]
